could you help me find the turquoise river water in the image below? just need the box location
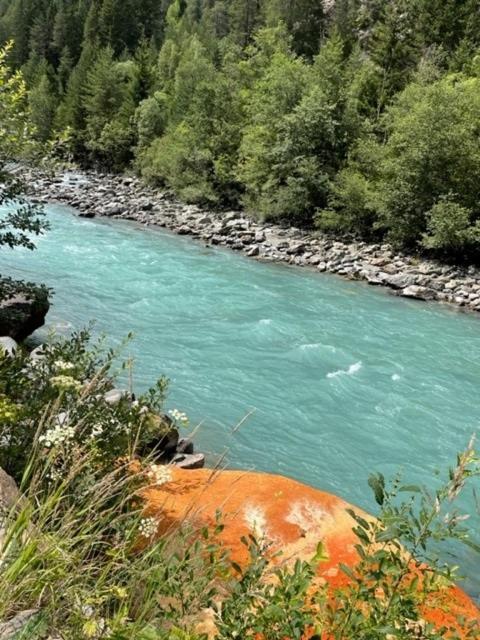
[1,204,479,597]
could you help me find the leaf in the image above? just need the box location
[339,563,356,580]
[312,540,329,564]
[368,473,385,506]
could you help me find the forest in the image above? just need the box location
[1,0,480,257]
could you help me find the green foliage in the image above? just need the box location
[323,73,480,254]
[0,329,171,481]
[2,0,480,258]
[423,198,480,256]
[0,41,48,251]
[326,442,480,639]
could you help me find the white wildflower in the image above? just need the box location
[90,424,104,438]
[138,516,159,539]
[39,421,76,448]
[169,408,189,426]
[54,359,75,372]
[147,464,172,486]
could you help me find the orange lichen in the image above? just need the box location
[144,467,479,638]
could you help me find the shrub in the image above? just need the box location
[0,328,170,481]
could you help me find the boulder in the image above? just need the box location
[0,610,39,640]
[104,388,127,406]
[171,453,205,469]
[0,286,50,341]
[177,437,194,455]
[383,273,417,289]
[139,413,179,460]
[0,337,18,357]
[144,469,479,639]
[401,285,437,301]
[0,467,19,512]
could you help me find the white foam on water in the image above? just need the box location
[258,318,272,325]
[391,373,401,381]
[327,361,362,379]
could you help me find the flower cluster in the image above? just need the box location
[147,464,172,486]
[50,375,82,392]
[39,418,76,448]
[90,424,104,439]
[138,516,159,539]
[169,408,189,426]
[54,359,75,372]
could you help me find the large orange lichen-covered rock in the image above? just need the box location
[144,467,479,637]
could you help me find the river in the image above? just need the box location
[1,204,479,596]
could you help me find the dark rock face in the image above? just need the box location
[0,284,50,341]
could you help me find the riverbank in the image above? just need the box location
[28,169,480,314]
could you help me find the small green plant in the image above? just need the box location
[326,439,480,639]
[0,328,170,481]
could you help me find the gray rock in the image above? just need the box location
[0,467,19,511]
[0,337,18,357]
[172,453,205,469]
[177,225,192,235]
[286,243,306,255]
[104,388,126,406]
[383,273,417,289]
[0,610,39,640]
[247,246,260,257]
[177,437,194,455]
[366,273,386,286]
[401,285,437,301]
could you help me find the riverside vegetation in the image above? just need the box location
[0,331,479,639]
[0,0,480,261]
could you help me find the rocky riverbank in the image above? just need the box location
[29,170,480,314]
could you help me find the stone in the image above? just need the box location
[145,468,479,638]
[366,273,386,286]
[401,285,437,301]
[383,273,417,289]
[0,467,20,511]
[0,610,39,640]
[286,243,306,255]
[103,203,124,216]
[171,453,205,469]
[139,413,179,459]
[177,225,192,235]
[0,289,50,342]
[104,388,127,406]
[0,337,18,357]
[176,438,194,455]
